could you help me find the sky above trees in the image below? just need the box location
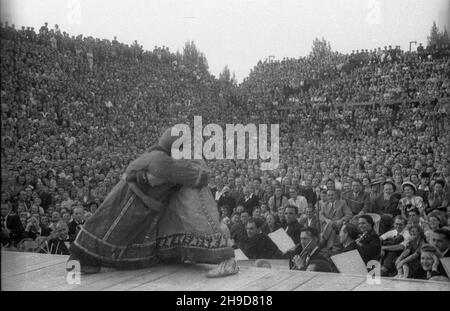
[1,0,449,82]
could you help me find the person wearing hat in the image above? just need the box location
[371,180,401,234]
[68,128,216,274]
[398,181,425,219]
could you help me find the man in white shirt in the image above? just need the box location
[380,216,410,276]
[288,186,308,216]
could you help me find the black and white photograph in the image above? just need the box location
[1,0,450,295]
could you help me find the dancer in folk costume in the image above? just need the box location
[68,128,238,277]
[155,159,238,277]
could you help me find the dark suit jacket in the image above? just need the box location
[68,220,84,242]
[371,195,400,216]
[238,194,260,215]
[242,234,283,259]
[357,230,381,264]
[300,187,317,206]
[47,238,70,255]
[299,215,321,232]
[343,191,371,215]
[283,221,303,245]
[230,222,247,249]
[2,213,24,245]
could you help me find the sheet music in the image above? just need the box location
[268,228,296,254]
[330,249,368,275]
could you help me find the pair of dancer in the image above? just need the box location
[67,128,238,278]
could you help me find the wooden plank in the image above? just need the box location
[2,261,68,291]
[194,267,272,291]
[1,251,66,268]
[2,253,68,279]
[236,259,289,270]
[268,271,318,291]
[293,273,365,291]
[51,267,134,291]
[105,265,185,291]
[130,263,212,291]
[354,278,450,291]
[70,265,184,291]
[238,270,299,291]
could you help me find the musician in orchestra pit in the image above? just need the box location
[290,227,333,272]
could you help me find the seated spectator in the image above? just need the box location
[219,205,231,220]
[230,211,249,250]
[411,244,449,282]
[237,185,259,216]
[337,223,360,253]
[277,206,287,228]
[217,186,237,214]
[320,189,352,250]
[394,225,425,278]
[262,213,281,235]
[290,227,333,272]
[343,179,371,220]
[68,206,85,242]
[47,221,70,255]
[431,228,450,258]
[426,179,449,216]
[268,186,289,212]
[1,202,23,247]
[398,182,424,218]
[299,204,321,234]
[283,205,302,245]
[379,216,410,276]
[424,212,443,243]
[288,186,308,216]
[356,214,381,264]
[24,216,44,240]
[371,181,401,234]
[241,217,282,259]
[49,211,61,231]
[39,215,52,237]
[221,216,231,231]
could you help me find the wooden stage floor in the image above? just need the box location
[2,251,450,291]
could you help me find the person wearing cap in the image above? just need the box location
[398,181,424,219]
[68,128,212,273]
